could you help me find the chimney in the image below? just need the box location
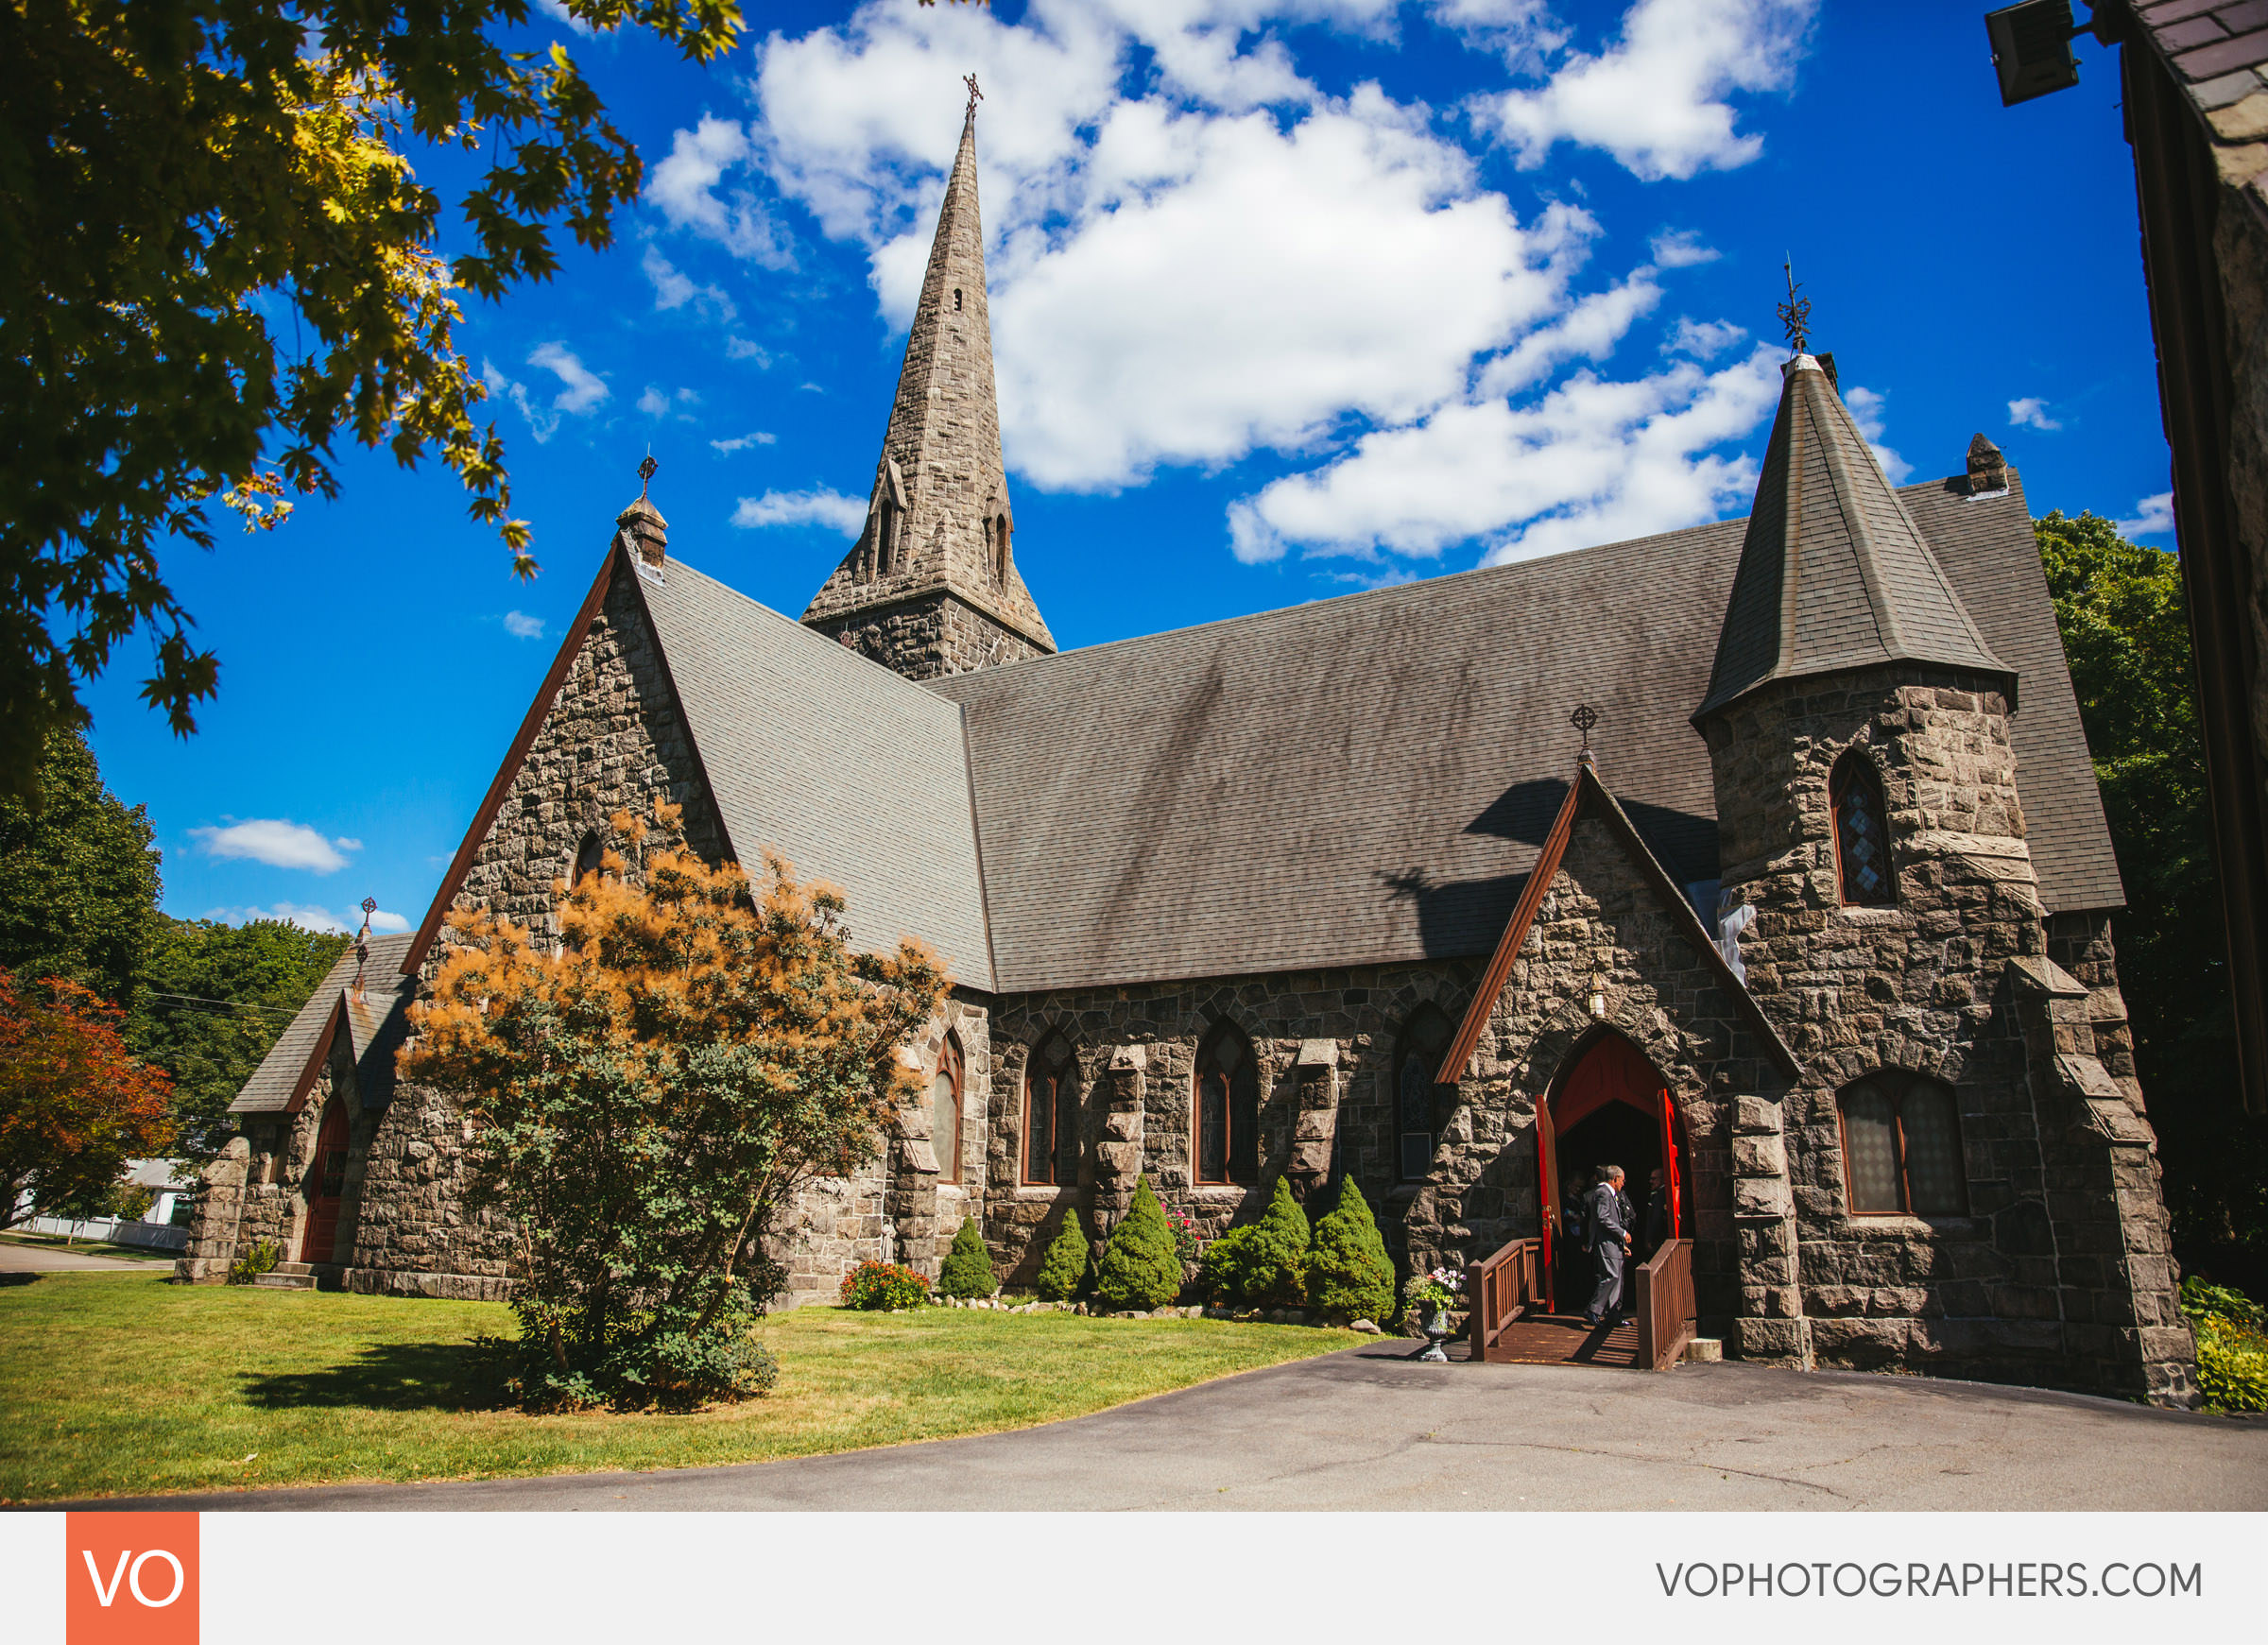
[617,496,667,566]
[1967,433,2008,495]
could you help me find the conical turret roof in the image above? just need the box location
[1694,353,2012,723]
[801,104,1054,655]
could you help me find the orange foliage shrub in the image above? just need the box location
[0,968,176,1228]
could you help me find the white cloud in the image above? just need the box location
[642,246,737,321]
[730,0,1808,563]
[1666,317,1745,358]
[2007,396,2062,432]
[2117,492,2175,540]
[1841,385,1912,484]
[1483,0,1816,181]
[1228,345,1782,563]
[1648,230,1717,268]
[730,488,868,535]
[648,117,797,267]
[190,819,355,874]
[710,431,778,454]
[503,610,545,640]
[637,384,669,418]
[723,335,772,365]
[536,0,594,36]
[484,344,609,441]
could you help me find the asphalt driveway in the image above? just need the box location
[0,1242,162,1273]
[61,1344,2268,1512]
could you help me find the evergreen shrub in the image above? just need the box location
[226,1240,279,1285]
[1304,1178,1395,1321]
[936,1218,997,1299]
[1200,1176,1310,1309]
[840,1260,929,1311]
[1093,1177,1181,1311]
[1035,1214,1091,1301]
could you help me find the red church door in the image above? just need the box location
[300,1100,350,1264]
[1539,1033,1687,1311]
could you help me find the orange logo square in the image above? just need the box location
[65,1512,198,1644]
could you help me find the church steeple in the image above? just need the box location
[1694,352,2012,725]
[802,94,1056,679]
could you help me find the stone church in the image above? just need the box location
[181,105,2196,1405]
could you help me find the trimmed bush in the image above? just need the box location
[936,1218,997,1299]
[1200,1176,1310,1310]
[226,1240,280,1285]
[1305,1177,1395,1322]
[1093,1177,1182,1311]
[1035,1214,1091,1301]
[839,1260,929,1311]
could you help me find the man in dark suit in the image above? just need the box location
[1583,1164,1632,1328]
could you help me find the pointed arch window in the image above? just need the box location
[1395,1005,1456,1181]
[1830,752,1896,906]
[1023,1032,1080,1187]
[1837,1071,1967,1216]
[1194,1022,1260,1186]
[988,513,1011,584]
[573,831,604,886]
[931,1032,965,1186]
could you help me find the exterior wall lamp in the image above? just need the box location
[1588,970,1608,1020]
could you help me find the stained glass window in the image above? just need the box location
[1024,1034,1079,1187]
[1397,1006,1454,1181]
[1831,754,1895,906]
[1838,1072,1968,1217]
[1196,1025,1259,1185]
[932,1034,964,1185]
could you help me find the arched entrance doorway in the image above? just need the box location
[1537,1032,1689,1311]
[299,1099,351,1265]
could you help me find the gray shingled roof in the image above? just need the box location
[1696,355,2012,721]
[929,467,2121,994]
[231,934,416,1116]
[633,557,997,990]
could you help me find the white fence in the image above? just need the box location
[17,1216,189,1252]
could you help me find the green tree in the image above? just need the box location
[1034,1212,1091,1301]
[1304,1177,1394,1322]
[397,803,947,1408]
[936,1216,997,1300]
[128,916,349,1161]
[2036,510,2263,1290]
[1,0,746,797]
[1,969,177,1229]
[1198,1175,1311,1309]
[1092,1177,1182,1312]
[0,728,160,1006]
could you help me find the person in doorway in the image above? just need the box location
[1642,1166,1670,1254]
[1583,1164,1633,1328]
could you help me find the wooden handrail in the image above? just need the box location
[1467,1237,1543,1363]
[1633,1237,1696,1371]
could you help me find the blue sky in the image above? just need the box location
[85,0,2170,936]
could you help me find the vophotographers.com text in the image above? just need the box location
[1657,1562,2202,1600]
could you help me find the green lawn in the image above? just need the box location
[0,1273,1360,1502]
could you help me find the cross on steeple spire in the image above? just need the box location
[1778,254,1812,355]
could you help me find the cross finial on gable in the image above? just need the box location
[637,453,658,499]
[1778,254,1812,355]
[1571,702,1600,764]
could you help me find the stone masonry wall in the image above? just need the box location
[1704,666,2194,1399]
[982,960,1482,1291]
[811,591,1049,682]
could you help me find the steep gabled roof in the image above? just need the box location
[1433,759,1799,1084]
[632,556,997,990]
[232,934,416,1116]
[1695,353,2013,722]
[930,467,2121,994]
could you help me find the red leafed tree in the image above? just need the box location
[0,967,176,1229]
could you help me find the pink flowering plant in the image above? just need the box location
[1162,1205,1201,1267]
[1403,1266,1464,1317]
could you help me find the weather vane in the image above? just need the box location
[964,73,983,113]
[1777,254,1812,355]
[1571,702,1600,758]
[637,453,658,500]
